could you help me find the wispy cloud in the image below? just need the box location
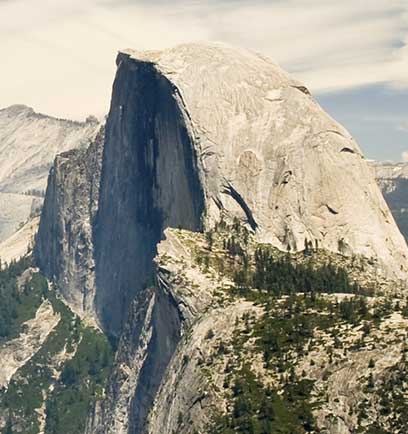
[0,0,407,119]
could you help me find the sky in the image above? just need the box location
[0,0,407,161]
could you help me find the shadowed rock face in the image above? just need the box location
[128,284,182,434]
[119,43,408,281]
[35,127,104,318]
[34,43,408,434]
[94,55,205,335]
[0,105,99,252]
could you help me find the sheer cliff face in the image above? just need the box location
[120,43,408,280]
[94,56,205,334]
[35,128,104,318]
[0,105,99,249]
[34,42,408,434]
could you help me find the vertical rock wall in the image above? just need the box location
[35,127,104,318]
[94,56,205,335]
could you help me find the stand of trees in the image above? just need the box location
[0,257,36,339]
[233,246,359,296]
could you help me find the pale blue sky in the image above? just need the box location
[318,85,408,161]
[0,0,407,160]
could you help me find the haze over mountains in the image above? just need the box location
[0,43,408,434]
[370,161,408,241]
[0,105,100,262]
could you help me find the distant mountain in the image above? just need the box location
[0,105,100,257]
[0,104,99,194]
[369,161,408,242]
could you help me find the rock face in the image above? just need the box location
[34,42,408,434]
[35,127,104,319]
[0,192,36,242]
[116,43,407,280]
[370,161,408,241]
[94,58,205,334]
[0,299,60,389]
[36,53,208,329]
[0,217,39,264]
[0,104,100,261]
[0,104,99,194]
[145,230,249,434]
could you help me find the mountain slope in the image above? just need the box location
[0,260,113,434]
[116,43,407,280]
[0,193,37,242]
[0,104,99,194]
[32,42,408,434]
[37,42,408,331]
[145,226,408,434]
[0,105,100,258]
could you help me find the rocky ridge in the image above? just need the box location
[165,227,408,433]
[0,105,100,260]
[35,127,104,320]
[0,105,99,194]
[2,42,408,434]
[145,226,408,434]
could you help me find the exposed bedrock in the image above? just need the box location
[35,127,104,318]
[97,274,182,434]
[117,43,408,283]
[36,42,408,331]
[93,55,205,335]
[34,42,408,434]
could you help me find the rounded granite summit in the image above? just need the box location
[114,42,407,281]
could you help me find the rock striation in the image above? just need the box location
[93,51,205,334]
[113,43,407,281]
[0,104,100,261]
[33,42,408,434]
[0,104,99,194]
[35,127,104,319]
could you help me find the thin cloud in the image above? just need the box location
[0,0,407,119]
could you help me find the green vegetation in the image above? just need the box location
[202,219,408,434]
[360,350,408,431]
[211,365,315,434]
[45,327,113,434]
[230,243,364,298]
[0,258,114,434]
[0,257,45,340]
[250,247,358,295]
